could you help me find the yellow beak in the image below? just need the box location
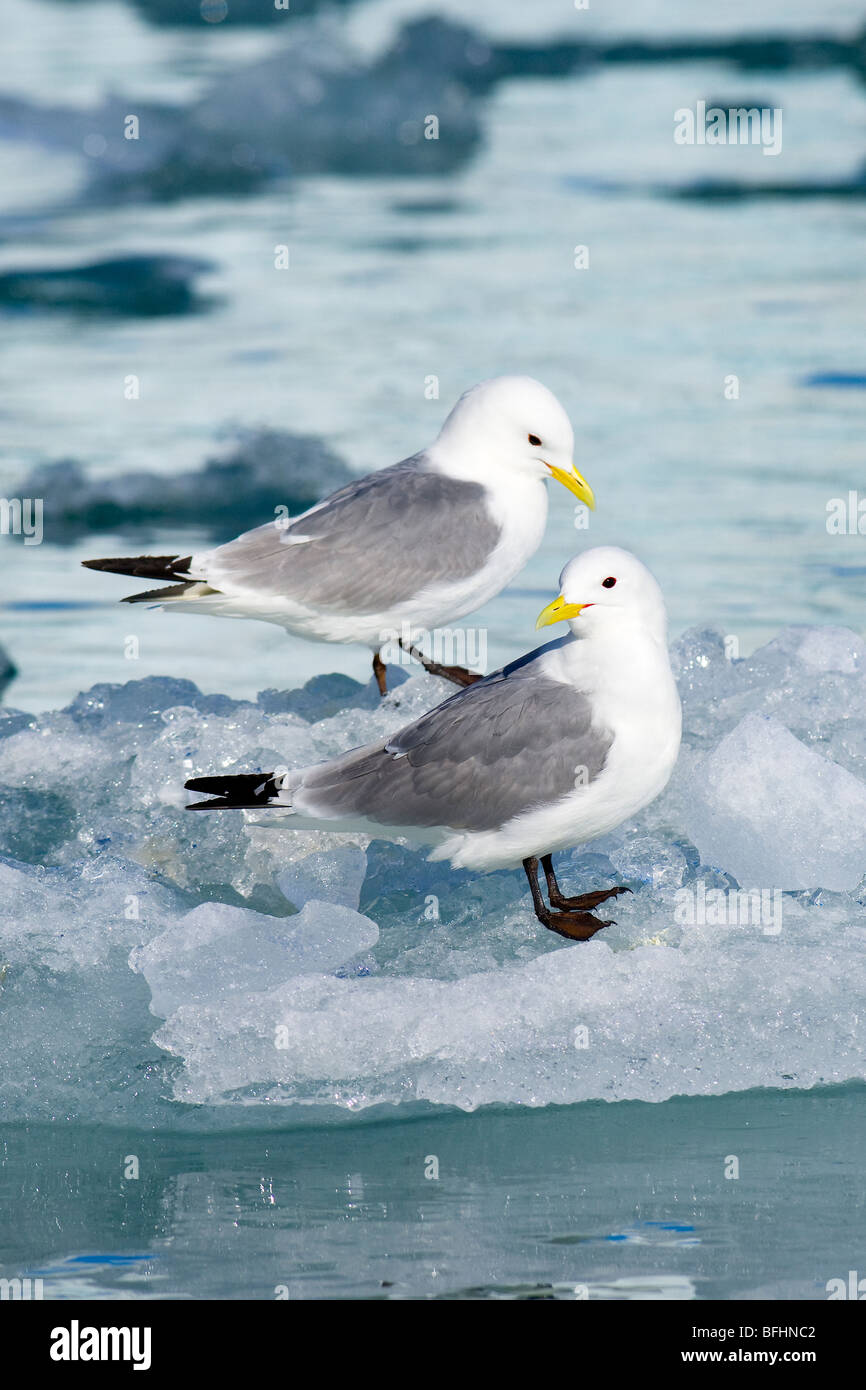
[535,594,589,630]
[545,461,595,510]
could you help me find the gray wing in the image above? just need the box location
[204,456,501,614]
[294,650,614,833]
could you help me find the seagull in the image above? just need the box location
[185,547,682,941]
[83,376,595,693]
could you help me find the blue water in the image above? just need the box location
[0,0,864,1300]
[3,1087,863,1300]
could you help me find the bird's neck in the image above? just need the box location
[425,441,537,490]
[556,623,672,695]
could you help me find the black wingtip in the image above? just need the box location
[184,775,244,793]
[81,554,192,580]
[183,771,282,810]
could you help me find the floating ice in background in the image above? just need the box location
[14,429,351,543]
[6,12,865,206]
[0,20,488,202]
[0,643,16,697]
[128,0,359,25]
[0,254,215,318]
[0,624,863,1125]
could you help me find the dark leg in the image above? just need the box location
[523,856,612,942]
[372,650,388,697]
[397,636,482,688]
[541,853,631,912]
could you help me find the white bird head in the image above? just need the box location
[433,375,595,509]
[536,546,668,643]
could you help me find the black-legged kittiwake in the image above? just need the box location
[185,547,682,941]
[82,376,595,694]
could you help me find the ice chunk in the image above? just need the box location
[153,916,866,1110]
[259,672,384,722]
[0,717,114,789]
[797,626,864,674]
[277,846,367,912]
[670,627,733,695]
[65,675,249,729]
[603,833,691,892]
[0,854,183,972]
[131,899,379,1018]
[0,787,76,863]
[1,634,864,1126]
[682,713,866,891]
[0,708,33,740]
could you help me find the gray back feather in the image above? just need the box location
[296,648,614,832]
[210,456,501,612]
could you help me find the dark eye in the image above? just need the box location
[602,576,617,588]
[528,433,541,446]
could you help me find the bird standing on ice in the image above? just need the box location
[186,548,682,941]
[83,376,595,694]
